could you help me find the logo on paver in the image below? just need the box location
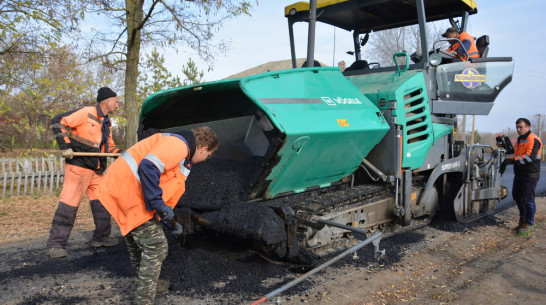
[321,97,363,106]
[454,68,486,89]
[322,97,336,106]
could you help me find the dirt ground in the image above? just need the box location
[281,197,546,305]
[0,195,545,305]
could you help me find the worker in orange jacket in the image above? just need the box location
[500,118,542,233]
[442,27,480,62]
[45,87,123,258]
[97,126,218,305]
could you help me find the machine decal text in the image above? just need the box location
[441,161,461,171]
[321,97,363,106]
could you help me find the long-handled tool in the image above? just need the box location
[71,152,121,157]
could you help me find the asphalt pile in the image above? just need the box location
[179,156,264,211]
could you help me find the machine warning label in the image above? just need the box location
[454,68,486,89]
[337,119,350,127]
[321,97,363,106]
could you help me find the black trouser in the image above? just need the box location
[47,200,111,248]
[512,175,539,225]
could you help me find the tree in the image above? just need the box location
[138,49,205,105]
[82,0,254,147]
[472,130,482,144]
[137,48,183,105]
[0,45,106,148]
[531,114,545,140]
[0,1,84,56]
[182,58,205,86]
[0,1,86,102]
[364,22,445,66]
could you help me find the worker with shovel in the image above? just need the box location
[45,87,123,258]
[97,126,218,305]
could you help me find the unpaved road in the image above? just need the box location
[0,195,545,305]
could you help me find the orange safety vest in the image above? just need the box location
[447,32,480,61]
[510,132,542,176]
[53,106,120,153]
[52,105,121,172]
[97,133,191,235]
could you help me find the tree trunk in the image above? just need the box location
[124,0,144,148]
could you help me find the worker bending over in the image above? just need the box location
[97,126,218,305]
[46,87,123,258]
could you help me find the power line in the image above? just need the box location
[514,71,546,82]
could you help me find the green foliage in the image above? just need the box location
[0,43,126,149]
[137,48,183,104]
[0,1,84,54]
[0,45,102,148]
[182,58,205,86]
[138,49,205,103]
[472,130,482,144]
[84,0,255,147]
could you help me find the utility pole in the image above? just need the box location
[462,115,467,143]
[538,114,542,139]
[471,115,476,144]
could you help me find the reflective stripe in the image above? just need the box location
[69,133,100,148]
[162,133,192,176]
[144,153,165,173]
[523,154,532,163]
[51,123,68,129]
[54,132,70,138]
[180,159,192,177]
[468,51,479,56]
[121,151,141,183]
[87,113,101,124]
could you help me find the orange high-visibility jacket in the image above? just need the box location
[97,133,191,235]
[51,105,121,173]
[447,32,479,61]
[510,131,543,176]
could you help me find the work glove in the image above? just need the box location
[61,148,74,160]
[171,222,184,236]
[158,205,174,221]
[499,158,513,174]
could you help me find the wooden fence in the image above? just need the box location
[1,156,65,197]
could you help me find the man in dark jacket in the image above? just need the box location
[45,87,123,258]
[500,118,542,233]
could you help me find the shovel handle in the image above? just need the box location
[72,152,121,157]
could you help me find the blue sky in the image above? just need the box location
[166,0,546,134]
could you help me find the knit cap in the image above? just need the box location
[97,87,117,103]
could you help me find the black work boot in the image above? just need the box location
[90,199,113,242]
[47,201,78,250]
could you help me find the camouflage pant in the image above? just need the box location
[125,218,168,305]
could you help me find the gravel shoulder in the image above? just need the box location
[0,195,544,305]
[281,197,546,305]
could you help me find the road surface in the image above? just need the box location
[498,161,546,210]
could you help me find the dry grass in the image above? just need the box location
[0,194,95,244]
